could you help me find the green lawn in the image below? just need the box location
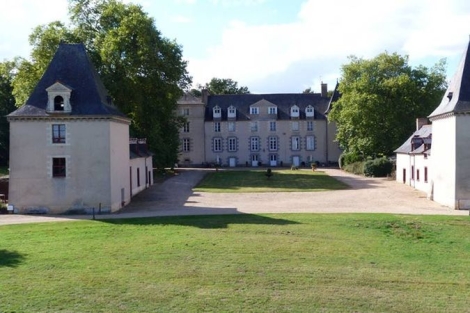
[194,169,348,192]
[1,214,470,312]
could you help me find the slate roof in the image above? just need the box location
[395,124,432,154]
[205,93,331,121]
[9,43,127,118]
[429,39,470,118]
[178,92,204,105]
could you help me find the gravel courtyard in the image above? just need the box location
[1,168,467,226]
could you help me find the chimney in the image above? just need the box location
[416,117,428,131]
[321,82,328,97]
[201,88,209,105]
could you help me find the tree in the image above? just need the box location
[11,0,191,168]
[197,78,249,95]
[329,52,447,156]
[0,62,17,166]
[302,87,313,94]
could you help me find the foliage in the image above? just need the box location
[0,62,17,166]
[302,87,314,94]
[342,161,365,175]
[329,52,447,156]
[196,77,250,95]
[10,0,191,168]
[265,168,273,179]
[2,214,470,312]
[194,170,347,192]
[338,151,363,168]
[363,157,393,177]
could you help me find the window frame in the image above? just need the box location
[269,136,278,151]
[250,107,259,115]
[250,137,260,151]
[292,121,300,131]
[228,137,237,152]
[269,121,276,131]
[183,122,190,133]
[52,124,66,144]
[268,107,277,114]
[228,121,236,132]
[182,138,190,152]
[291,136,300,151]
[213,137,222,152]
[306,135,315,151]
[307,121,314,131]
[52,157,66,178]
[214,122,221,132]
[250,121,258,132]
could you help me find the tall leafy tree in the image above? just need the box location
[0,62,17,166]
[11,0,191,168]
[197,77,250,95]
[329,52,447,156]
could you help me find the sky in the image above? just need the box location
[1,0,470,94]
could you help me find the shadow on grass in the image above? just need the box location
[0,249,26,267]
[99,213,301,229]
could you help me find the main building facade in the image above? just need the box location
[177,84,342,167]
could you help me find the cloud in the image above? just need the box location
[172,15,192,23]
[187,0,470,93]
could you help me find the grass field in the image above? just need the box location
[194,169,348,192]
[1,214,470,312]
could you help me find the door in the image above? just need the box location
[229,157,236,167]
[251,155,259,167]
[270,155,277,167]
[293,156,300,167]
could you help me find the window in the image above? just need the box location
[228,106,236,118]
[307,121,314,131]
[183,122,190,133]
[268,107,277,114]
[52,157,66,177]
[228,137,237,152]
[213,106,221,118]
[417,169,420,181]
[250,137,259,151]
[250,121,258,132]
[54,96,64,111]
[182,138,190,152]
[290,105,300,117]
[306,105,314,117]
[292,121,299,131]
[424,167,428,183]
[214,122,221,132]
[250,107,259,114]
[269,121,276,131]
[411,166,415,180]
[182,108,190,116]
[269,136,278,151]
[291,136,300,151]
[213,138,222,152]
[52,124,66,144]
[137,168,140,187]
[228,122,236,132]
[306,136,315,150]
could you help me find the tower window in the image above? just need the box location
[54,96,64,111]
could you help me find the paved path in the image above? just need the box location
[1,168,467,226]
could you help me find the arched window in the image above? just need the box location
[54,96,64,111]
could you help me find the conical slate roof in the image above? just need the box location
[9,43,127,118]
[429,39,470,119]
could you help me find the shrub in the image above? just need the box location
[363,157,393,177]
[343,161,365,175]
[339,152,363,168]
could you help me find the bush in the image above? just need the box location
[343,161,365,175]
[363,157,393,177]
[339,152,363,168]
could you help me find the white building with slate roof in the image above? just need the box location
[396,39,470,209]
[177,84,343,168]
[8,43,153,214]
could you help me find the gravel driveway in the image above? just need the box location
[1,168,467,226]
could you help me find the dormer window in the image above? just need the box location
[46,82,72,114]
[54,96,64,111]
[228,106,236,118]
[268,107,277,115]
[290,105,300,118]
[250,107,259,115]
[305,105,314,117]
[213,106,221,119]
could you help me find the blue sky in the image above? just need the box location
[1,0,470,93]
